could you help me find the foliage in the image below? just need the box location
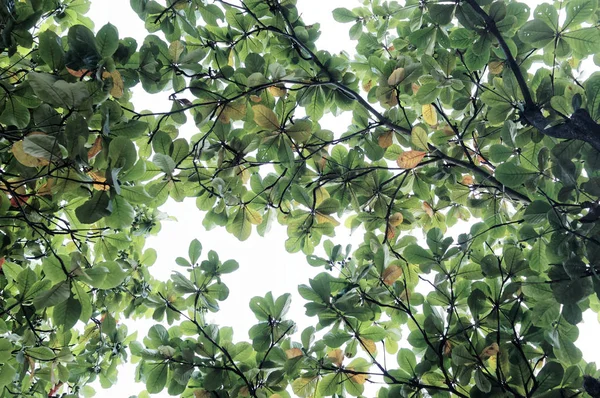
[1,0,600,397]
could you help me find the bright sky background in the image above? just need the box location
[85,1,600,396]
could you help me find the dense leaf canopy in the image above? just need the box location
[1,0,600,397]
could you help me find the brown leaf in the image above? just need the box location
[66,67,90,78]
[480,342,499,358]
[396,150,426,169]
[443,340,452,356]
[382,264,402,285]
[194,390,212,398]
[285,348,303,359]
[422,201,434,217]
[87,136,103,160]
[461,175,474,185]
[378,131,393,148]
[386,224,396,241]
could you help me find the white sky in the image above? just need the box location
[85,1,600,397]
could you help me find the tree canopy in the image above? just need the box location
[1,0,600,396]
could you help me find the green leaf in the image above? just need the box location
[551,276,593,305]
[495,162,535,187]
[523,200,551,224]
[0,363,16,388]
[403,245,434,265]
[75,191,112,224]
[0,98,30,129]
[93,261,128,289]
[411,126,429,150]
[23,134,61,160]
[96,23,119,57]
[105,196,135,230]
[317,373,341,396]
[33,281,70,309]
[188,239,202,264]
[26,346,56,361]
[518,19,555,48]
[53,296,82,329]
[564,0,597,28]
[332,8,357,23]
[145,362,168,394]
[65,24,100,70]
[38,30,65,70]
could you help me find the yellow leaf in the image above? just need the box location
[87,171,109,191]
[488,61,504,74]
[315,212,340,226]
[422,104,437,126]
[314,186,330,206]
[362,78,374,92]
[328,349,344,366]
[239,386,250,397]
[102,70,124,98]
[174,1,187,10]
[378,131,393,148]
[252,105,280,130]
[480,342,499,358]
[292,377,317,397]
[488,354,497,371]
[411,126,429,151]
[11,140,48,167]
[37,179,55,196]
[285,348,303,359]
[387,67,405,85]
[237,166,250,184]
[349,372,368,385]
[228,49,235,67]
[389,212,403,227]
[396,150,426,169]
[245,207,263,225]
[169,40,184,63]
[382,264,402,285]
[250,95,262,103]
[218,101,246,124]
[360,338,377,354]
[267,85,287,97]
